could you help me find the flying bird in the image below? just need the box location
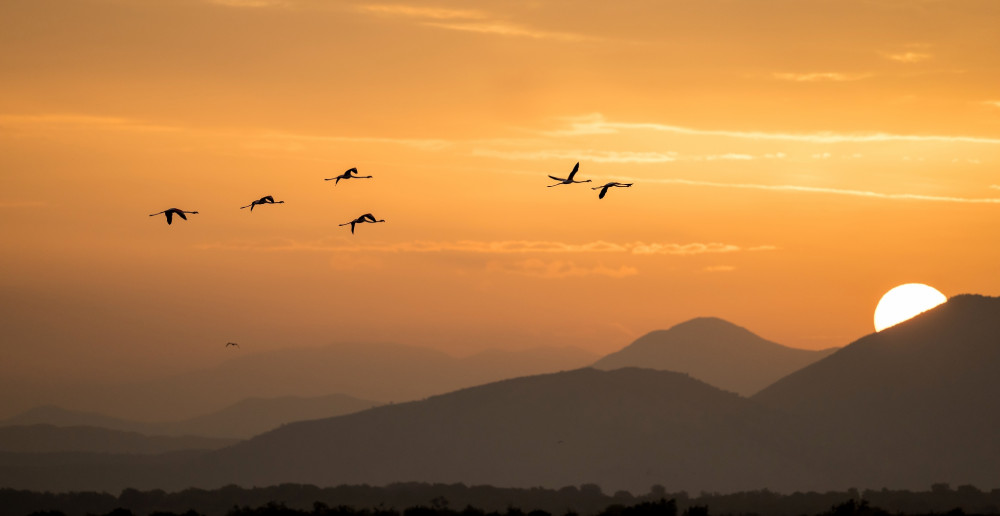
[547,162,591,187]
[325,167,372,185]
[240,195,284,211]
[225,342,240,348]
[149,208,198,225]
[592,182,633,199]
[339,213,385,234]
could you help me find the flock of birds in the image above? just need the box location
[149,163,632,229]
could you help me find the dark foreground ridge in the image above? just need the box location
[4,483,1000,516]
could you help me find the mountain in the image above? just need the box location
[182,367,820,495]
[753,294,1000,489]
[22,343,598,422]
[593,317,837,396]
[2,394,380,440]
[0,425,236,454]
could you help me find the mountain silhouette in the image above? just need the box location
[21,343,597,422]
[184,367,819,494]
[753,294,1000,489]
[2,394,379,439]
[0,424,236,454]
[593,317,837,396]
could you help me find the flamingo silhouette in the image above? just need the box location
[339,213,385,234]
[592,182,633,199]
[547,162,591,187]
[325,168,372,185]
[240,195,284,211]
[149,208,198,225]
[225,342,240,348]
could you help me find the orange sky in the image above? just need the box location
[2,0,1000,403]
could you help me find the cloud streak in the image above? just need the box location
[773,72,871,82]
[490,260,638,279]
[548,114,1000,145]
[358,3,589,41]
[199,239,771,255]
[884,52,932,63]
[632,177,1000,204]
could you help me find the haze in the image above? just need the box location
[2,0,1000,418]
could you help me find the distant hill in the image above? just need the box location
[593,317,837,396]
[0,424,236,454]
[753,294,1000,488]
[26,343,598,422]
[2,394,379,439]
[185,367,818,495]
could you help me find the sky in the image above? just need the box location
[2,0,1000,408]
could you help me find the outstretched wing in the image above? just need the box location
[345,167,358,175]
[261,195,274,203]
[165,211,174,224]
[176,211,188,220]
[566,162,580,180]
[361,213,376,222]
[598,185,610,199]
[350,221,356,234]
[548,175,565,182]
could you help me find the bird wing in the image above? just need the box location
[335,176,342,185]
[350,221,356,234]
[361,213,376,222]
[176,211,188,220]
[261,195,274,203]
[598,186,610,199]
[165,211,174,224]
[548,175,566,182]
[346,167,358,175]
[567,162,580,180]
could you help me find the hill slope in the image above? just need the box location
[0,425,236,454]
[753,294,1000,488]
[593,318,836,396]
[186,367,821,494]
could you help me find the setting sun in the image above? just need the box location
[873,283,948,332]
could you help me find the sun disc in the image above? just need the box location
[873,283,947,332]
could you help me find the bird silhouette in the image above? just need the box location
[339,213,385,234]
[240,195,284,211]
[547,162,591,187]
[592,182,633,199]
[225,342,239,348]
[149,208,198,225]
[324,167,372,185]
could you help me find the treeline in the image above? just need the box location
[2,482,999,516]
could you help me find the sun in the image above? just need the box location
[873,283,947,332]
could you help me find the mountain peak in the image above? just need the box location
[593,317,836,396]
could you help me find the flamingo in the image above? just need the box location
[225,342,240,348]
[339,213,385,234]
[149,208,198,225]
[547,162,591,187]
[240,195,284,211]
[592,182,633,199]
[324,167,372,185]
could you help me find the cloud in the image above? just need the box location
[199,239,770,255]
[991,185,1000,190]
[547,114,1000,145]
[703,265,736,273]
[773,72,871,82]
[358,4,589,41]
[884,52,932,63]
[984,101,1000,109]
[490,259,638,279]
[359,5,486,19]
[472,148,677,163]
[636,177,1000,204]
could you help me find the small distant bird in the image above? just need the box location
[325,167,372,185]
[149,208,199,225]
[547,162,591,187]
[592,182,633,199]
[240,195,284,211]
[225,342,240,348]
[339,213,385,234]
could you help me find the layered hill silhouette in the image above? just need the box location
[0,424,237,454]
[753,294,1000,489]
[2,394,379,439]
[14,343,597,422]
[593,317,837,396]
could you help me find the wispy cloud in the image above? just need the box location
[773,72,871,82]
[490,259,638,279]
[472,148,677,163]
[884,52,932,63]
[632,177,1000,204]
[991,185,1000,190]
[199,238,771,255]
[703,265,736,273]
[984,101,1000,109]
[358,3,589,41]
[546,114,1000,145]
